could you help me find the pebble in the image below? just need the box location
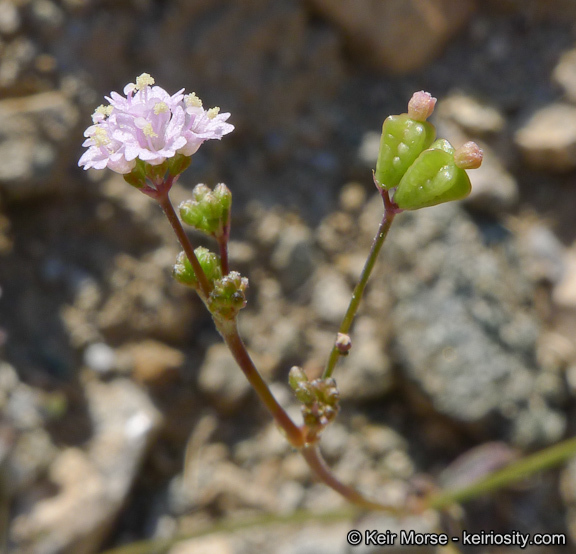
[311,269,350,324]
[553,248,576,308]
[515,103,576,171]
[84,342,117,374]
[553,48,576,102]
[437,93,505,134]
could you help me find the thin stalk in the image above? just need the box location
[215,318,306,448]
[157,191,212,298]
[100,507,359,554]
[300,444,401,514]
[323,191,397,379]
[426,435,576,510]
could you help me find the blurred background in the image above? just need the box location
[1,0,576,552]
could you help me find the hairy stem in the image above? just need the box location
[157,191,212,298]
[215,318,306,448]
[323,189,397,379]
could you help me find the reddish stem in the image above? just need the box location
[156,189,212,298]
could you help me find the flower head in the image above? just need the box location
[79,73,234,175]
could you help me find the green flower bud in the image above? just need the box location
[374,113,436,190]
[179,183,232,238]
[208,271,248,319]
[289,365,308,390]
[392,141,472,211]
[289,366,317,405]
[213,183,232,223]
[172,247,222,288]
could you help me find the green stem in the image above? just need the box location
[300,444,401,514]
[322,197,396,379]
[426,435,576,510]
[215,318,305,448]
[100,508,359,554]
[157,191,212,298]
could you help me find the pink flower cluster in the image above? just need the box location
[79,73,234,174]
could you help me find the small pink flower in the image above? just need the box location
[79,73,234,174]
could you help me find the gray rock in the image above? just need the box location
[388,204,564,446]
[11,379,162,554]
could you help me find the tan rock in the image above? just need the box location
[515,103,576,171]
[307,0,476,72]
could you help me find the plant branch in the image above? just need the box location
[322,188,397,379]
[215,318,306,448]
[300,444,402,513]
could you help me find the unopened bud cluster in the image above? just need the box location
[289,366,340,443]
[208,271,249,320]
[179,183,232,238]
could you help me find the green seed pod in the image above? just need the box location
[374,114,436,190]
[392,144,472,211]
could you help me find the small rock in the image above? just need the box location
[0,0,20,34]
[169,535,235,554]
[553,48,576,103]
[307,0,476,73]
[464,142,518,212]
[339,182,366,212]
[357,131,381,167]
[437,93,505,134]
[515,103,576,171]
[119,340,184,385]
[84,343,117,374]
[311,269,350,324]
[553,248,576,308]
